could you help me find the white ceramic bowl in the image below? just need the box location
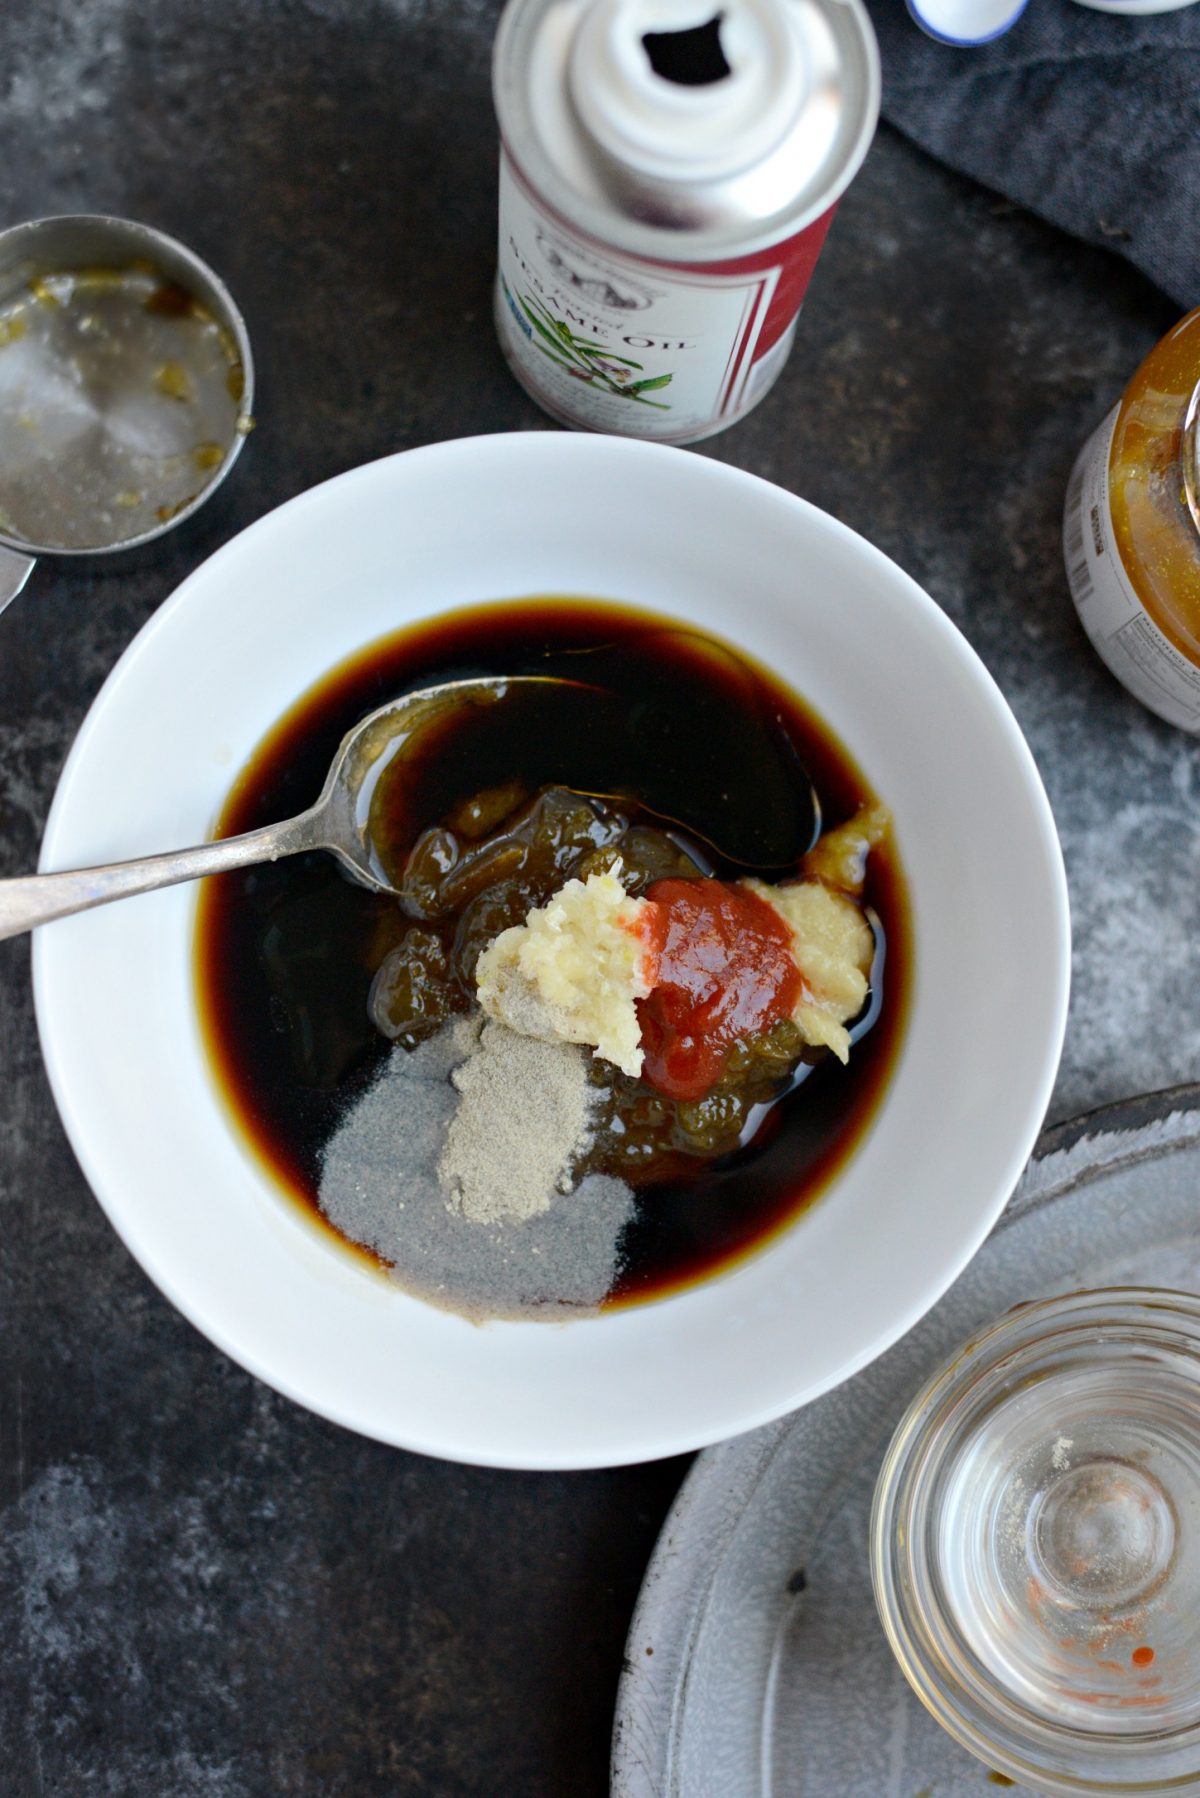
[34,433,1069,1470]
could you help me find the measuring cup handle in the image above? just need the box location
[0,547,35,615]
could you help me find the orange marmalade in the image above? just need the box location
[1064,308,1200,731]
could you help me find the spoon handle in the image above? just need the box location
[0,810,326,944]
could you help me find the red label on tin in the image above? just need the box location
[496,150,835,442]
[661,207,836,354]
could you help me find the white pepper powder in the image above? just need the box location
[317,1012,634,1319]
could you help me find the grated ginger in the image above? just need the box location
[746,878,874,1062]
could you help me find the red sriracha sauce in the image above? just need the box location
[635,879,802,1102]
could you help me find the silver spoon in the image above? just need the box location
[0,677,555,944]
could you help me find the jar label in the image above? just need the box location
[496,150,802,442]
[1064,408,1200,732]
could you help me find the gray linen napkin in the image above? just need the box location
[862,0,1200,307]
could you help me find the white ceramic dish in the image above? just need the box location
[33,432,1069,1471]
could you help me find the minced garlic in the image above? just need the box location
[475,868,657,1077]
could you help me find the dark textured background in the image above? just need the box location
[0,2,1195,1793]
[865,0,1200,309]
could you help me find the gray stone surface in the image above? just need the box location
[0,0,1193,1791]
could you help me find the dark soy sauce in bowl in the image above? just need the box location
[194,598,911,1308]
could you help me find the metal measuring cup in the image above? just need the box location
[0,214,255,613]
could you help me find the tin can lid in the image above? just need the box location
[495,0,880,255]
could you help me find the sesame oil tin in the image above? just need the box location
[492,0,880,444]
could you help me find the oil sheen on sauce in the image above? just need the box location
[194,599,912,1308]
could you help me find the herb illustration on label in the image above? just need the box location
[504,279,673,409]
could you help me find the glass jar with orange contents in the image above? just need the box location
[1064,309,1200,730]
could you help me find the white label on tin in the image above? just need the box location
[496,152,782,441]
[1064,406,1200,732]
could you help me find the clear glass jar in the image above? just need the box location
[1064,311,1200,731]
[872,1288,1200,1795]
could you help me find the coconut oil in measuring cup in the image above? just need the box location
[0,213,254,614]
[492,0,880,444]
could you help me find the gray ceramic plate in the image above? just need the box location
[612,1087,1200,1798]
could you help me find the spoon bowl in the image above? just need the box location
[551,626,822,868]
[1,629,825,945]
[0,676,569,942]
